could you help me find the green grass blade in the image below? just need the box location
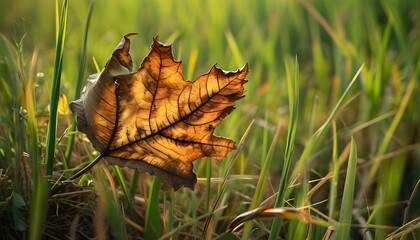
[164,191,175,237]
[145,177,164,240]
[205,157,211,213]
[289,65,363,182]
[191,189,198,239]
[369,61,418,238]
[113,166,133,210]
[63,0,94,171]
[203,120,254,238]
[269,57,299,239]
[29,177,49,240]
[27,51,50,240]
[129,169,139,200]
[269,64,362,239]
[329,120,339,218]
[242,116,280,239]
[0,36,22,189]
[286,186,309,240]
[97,166,128,239]
[336,137,358,239]
[368,72,416,180]
[45,0,68,176]
[225,31,244,67]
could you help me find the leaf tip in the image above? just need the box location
[124,32,139,38]
[112,33,138,71]
[241,63,249,74]
[152,35,172,51]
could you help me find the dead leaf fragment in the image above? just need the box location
[70,34,248,190]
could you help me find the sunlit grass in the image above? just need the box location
[0,0,419,239]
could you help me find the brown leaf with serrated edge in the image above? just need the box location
[70,34,248,190]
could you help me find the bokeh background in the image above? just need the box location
[1,0,419,239]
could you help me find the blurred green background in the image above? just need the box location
[1,0,419,239]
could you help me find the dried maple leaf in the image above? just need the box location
[70,34,248,190]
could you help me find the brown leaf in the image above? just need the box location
[70,34,248,190]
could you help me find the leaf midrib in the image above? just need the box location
[103,67,240,156]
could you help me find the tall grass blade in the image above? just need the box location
[225,31,244,67]
[203,120,254,237]
[242,118,281,239]
[145,177,164,239]
[113,166,133,210]
[336,137,358,239]
[27,51,49,240]
[63,0,94,171]
[129,169,139,201]
[97,165,128,239]
[205,157,211,213]
[368,75,416,180]
[163,191,174,237]
[286,178,309,240]
[45,0,68,176]
[329,120,339,219]
[268,57,300,239]
[0,34,25,193]
[289,65,363,182]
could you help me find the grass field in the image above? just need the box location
[0,0,419,239]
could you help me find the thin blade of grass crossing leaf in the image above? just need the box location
[336,137,358,239]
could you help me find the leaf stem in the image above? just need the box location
[50,154,103,196]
